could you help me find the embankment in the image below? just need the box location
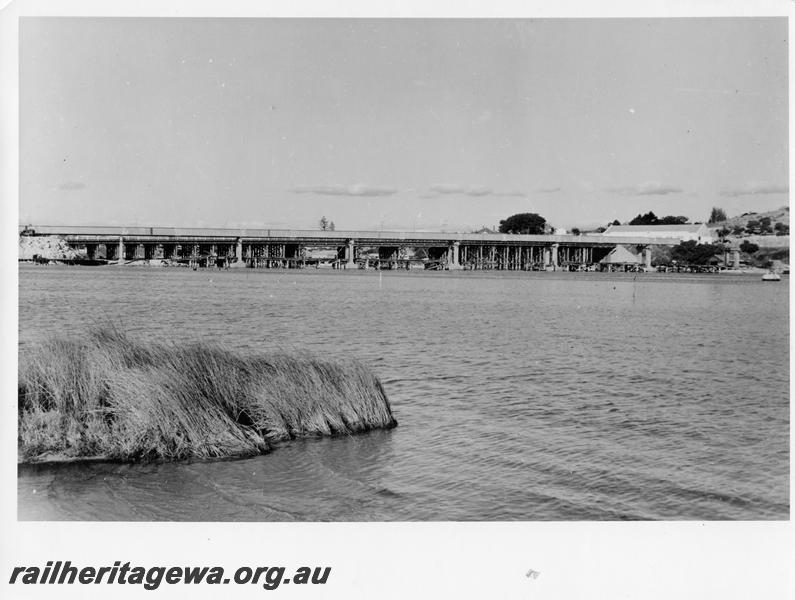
[18,328,397,463]
[19,235,83,261]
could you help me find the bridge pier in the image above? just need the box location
[346,239,356,268]
[642,246,652,270]
[448,241,462,269]
[731,249,740,269]
[231,238,244,268]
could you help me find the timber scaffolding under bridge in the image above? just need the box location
[21,225,681,271]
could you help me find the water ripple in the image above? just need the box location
[18,267,789,520]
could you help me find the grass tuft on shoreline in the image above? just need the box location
[18,327,397,463]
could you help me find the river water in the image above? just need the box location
[17,265,789,520]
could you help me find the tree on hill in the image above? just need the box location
[739,240,759,254]
[629,212,689,226]
[658,215,689,225]
[629,211,659,225]
[670,241,723,265]
[498,213,547,234]
[708,207,727,223]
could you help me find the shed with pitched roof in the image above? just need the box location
[599,245,641,267]
[602,223,713,243]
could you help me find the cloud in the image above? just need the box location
[605,181,683,196]
[423,186,536,198]
[291,184,398,197]
[57,181,86,191]
[429,184,493,196]
[492,190,529,198]
[719,182,789,197]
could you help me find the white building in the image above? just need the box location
[601,223,714,243]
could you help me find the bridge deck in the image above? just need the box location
[21,225,680,246]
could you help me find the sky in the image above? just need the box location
[19,17,789,232]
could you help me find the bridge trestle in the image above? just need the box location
[42,229,671,272]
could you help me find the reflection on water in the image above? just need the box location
[18,266,789,520]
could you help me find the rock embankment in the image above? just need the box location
[19,235,83,261]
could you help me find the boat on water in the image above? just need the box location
[762,271,781,282]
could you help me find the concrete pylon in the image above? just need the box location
[346,239,356,268]
[117,237,124,262]
[449,241,462,269]
[231,237,245,267]
[642,247,652,270]
[550,244,559,270]
[730,249,740,270]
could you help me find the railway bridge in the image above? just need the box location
[20,225,689,271]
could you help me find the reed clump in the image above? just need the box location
[18,327,397,463]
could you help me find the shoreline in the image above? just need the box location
[17,259,785,276]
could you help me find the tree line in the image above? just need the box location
[494,211,769,267]
[496,211,693,235]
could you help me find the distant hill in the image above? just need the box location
[709,206,789,232]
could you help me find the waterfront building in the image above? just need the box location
[602,223,714,244]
